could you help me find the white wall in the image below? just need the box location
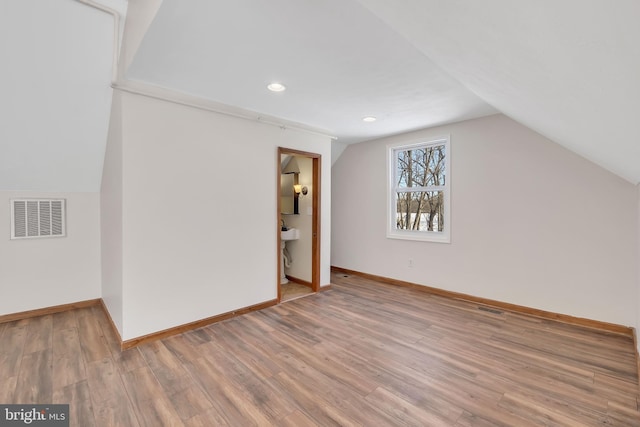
[332,114,637,327]
[637,184,640,352]
[0,191,101,315]
[118,0,162,74]
[115,92,331,340]
[101,91,124,333]
[332,140,348,166]
[283,156,314,282]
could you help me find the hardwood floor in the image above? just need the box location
[281,281,314,302]
[1,271,638,426]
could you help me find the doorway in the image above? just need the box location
[277,147,321,303]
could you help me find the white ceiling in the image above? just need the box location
[2,0,639,192]
[0,0,119,192]
[127,0,497,145]
[355,0,640,183]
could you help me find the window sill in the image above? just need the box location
[386,230,450,243]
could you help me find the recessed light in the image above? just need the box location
[267,83,286,92]
[362,116,377,122]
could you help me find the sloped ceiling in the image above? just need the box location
[355,0,640,183]
[126,0,497,145]
[128,0,640,183]
[2,0,639,192]
[0,0,125,192]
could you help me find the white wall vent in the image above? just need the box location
[11,199,66,239]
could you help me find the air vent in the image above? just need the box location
[11,199,66,239]
[478,306,503,315]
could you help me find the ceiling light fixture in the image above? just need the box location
[362,116,377,122]
[267,82,286,92]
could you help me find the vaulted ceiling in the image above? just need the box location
[2,0,639,192]
[1,0,123,192]
[126,1,497,145]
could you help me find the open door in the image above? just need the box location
[277,147,321,302]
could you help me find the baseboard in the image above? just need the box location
[633,328,640,393]
[285,276,332,293]
[331,266,633,337]
[0,298,101,324]
[98,299,123,345]
[285,275,313,288]
[1,296,279,350]
[120,299,279,349]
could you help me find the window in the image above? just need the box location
[387,137,450,243]
[10,199,66,239]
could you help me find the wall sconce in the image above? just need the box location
[293,185,308,196]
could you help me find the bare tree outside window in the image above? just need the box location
[394,144,446,232]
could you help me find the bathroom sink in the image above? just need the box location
[281,228,300,241]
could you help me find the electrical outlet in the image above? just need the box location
[408,258,414,268]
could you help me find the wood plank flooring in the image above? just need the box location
[281,282,314,302]
[1,271,638,426]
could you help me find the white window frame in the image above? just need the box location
[387,136,451,243]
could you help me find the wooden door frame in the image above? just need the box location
[277,147,321,302]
